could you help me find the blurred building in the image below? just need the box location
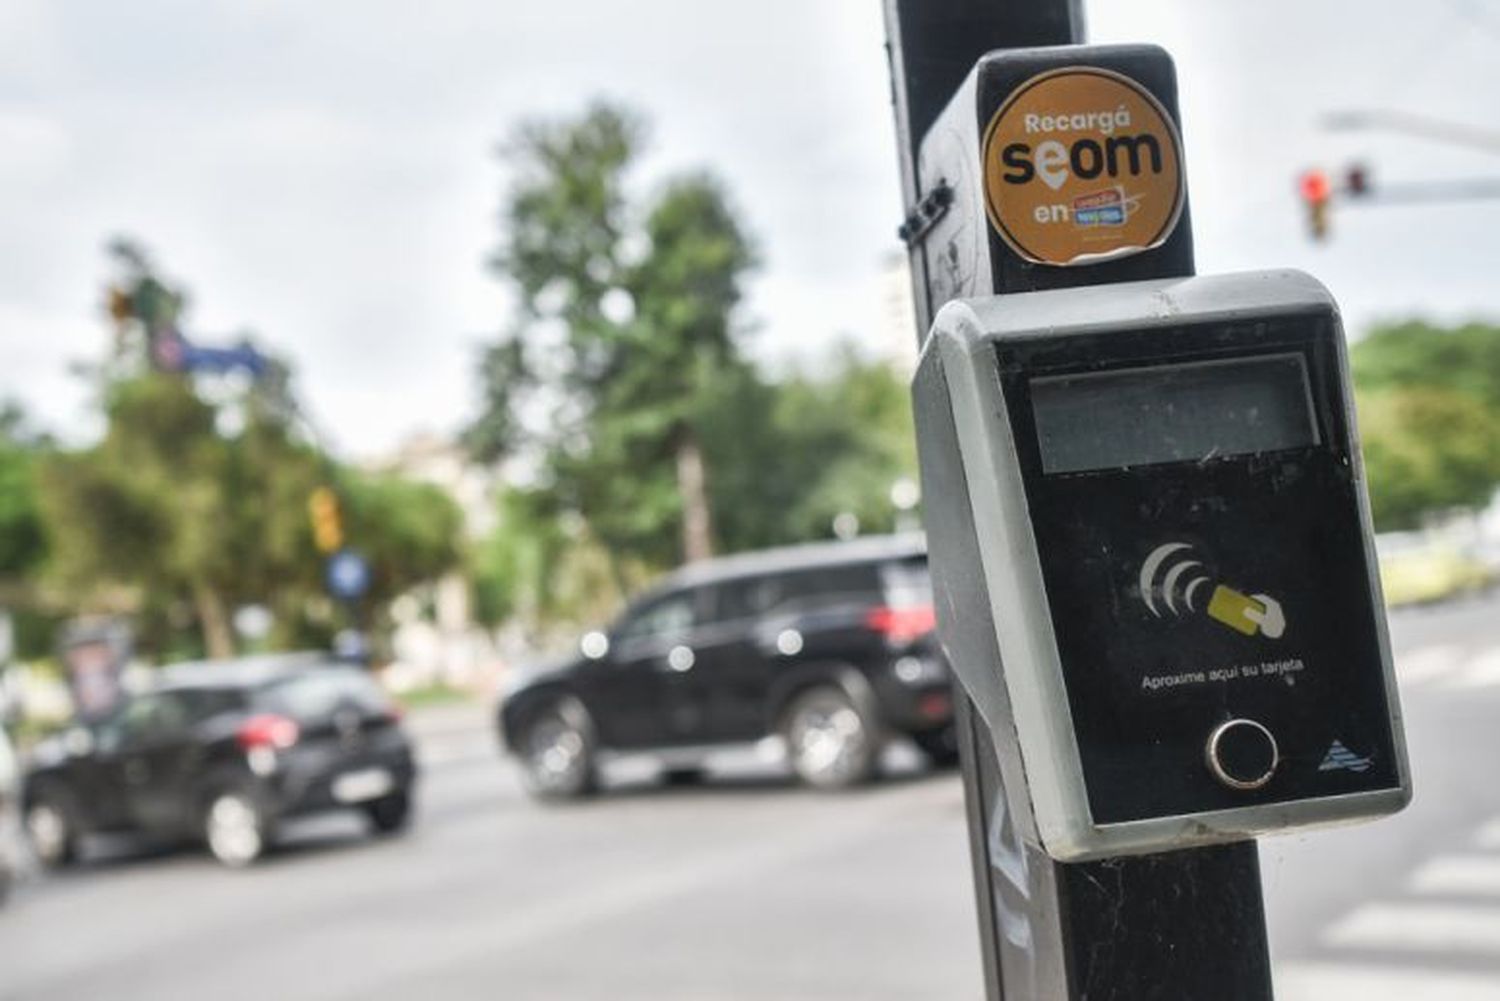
[366,434,502,694]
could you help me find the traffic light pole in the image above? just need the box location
[882,3,1276,998]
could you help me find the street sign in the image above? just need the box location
[151,329,269,377]
[326,550,371,600]
[913,270,1411,860]
[58,619,132,723]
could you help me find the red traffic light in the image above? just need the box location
[1299,169,1332,205]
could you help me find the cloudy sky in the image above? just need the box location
[2,0,1499,456]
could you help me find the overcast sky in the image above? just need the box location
[3,0,1499,456]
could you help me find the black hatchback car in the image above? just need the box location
[22,654,416,868]
[500,535,955,798]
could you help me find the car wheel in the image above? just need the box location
[912,725,961,769]
[25,789,79,869]
[783,686,878,790]
[518,699,597,801]
[365,792,412,835]
[202,789,272,868]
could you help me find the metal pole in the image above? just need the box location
[882,4,1276,998]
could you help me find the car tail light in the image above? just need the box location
[919,691,953,721]
[237,714,300,751]
[865,604,937,643]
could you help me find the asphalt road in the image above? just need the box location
[2,591,1499,1001]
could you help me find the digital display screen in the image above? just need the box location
[1030,353,1318,474]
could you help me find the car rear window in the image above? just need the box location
[879,556,932,608]
[258,667,392,721]
[179,688,247,722]
[713,562,884,622]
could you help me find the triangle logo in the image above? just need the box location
[1318,740,1373,773]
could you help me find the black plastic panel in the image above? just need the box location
[998,310,1401,825]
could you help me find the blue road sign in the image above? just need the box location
[326,550,371,600]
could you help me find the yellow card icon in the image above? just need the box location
[1206,585,1263,636]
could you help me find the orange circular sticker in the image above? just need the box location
[981,67,1185,267]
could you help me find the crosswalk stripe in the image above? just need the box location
[1277,960,1500,1001]
[1324,901,1500,954]
[1445,648,1500,690]
[1396,645,1466,687]
[1409,855,1500,897]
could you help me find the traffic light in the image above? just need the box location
[1298,168,1332,241]
[106,286,133,324]
[308,486,344,554]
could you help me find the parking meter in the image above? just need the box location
[913,269,1411,861]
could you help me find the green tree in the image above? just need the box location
[616,174,757,561]
[0,402,49,593]
[468,103,756,574]
[471,486,634,645]
[343,471,464,613]
[699,344,918,550]
[37,243,465,662]
[1356,387,1500,531]
[1352,320,1500,530]
[1353,320,1500,411]
[39,375,286,658]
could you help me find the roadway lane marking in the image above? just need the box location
[1396,645,1465,688]
[1277,961,1500,1001]
[1444,648,1500,691]
[1324,901,1500,954]
[1409,855,1500,896]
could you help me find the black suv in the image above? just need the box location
[22,654,416,868]
[500,535,954,798]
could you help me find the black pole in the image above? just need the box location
[882,4,1276,999]
[884,0,1084,330]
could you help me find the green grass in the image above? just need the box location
[392,682,477,709]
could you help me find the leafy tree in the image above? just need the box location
[1356,387,1500,531]
[615,174,757,561]
[1353,320,1500,411]
[473,342,922,633]
[468,103,756,572]
[471,486,636,647]
[343,471,464,613]
[700,344,918,550]
[1352,320,1500,530]
[36,243,465,662]
[0,402,49,592]
[39,375,274,658]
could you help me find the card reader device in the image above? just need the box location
[913,269,1411,861]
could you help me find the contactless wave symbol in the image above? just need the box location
[1138,542,1286,639]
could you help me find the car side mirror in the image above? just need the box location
[580,631,610,660]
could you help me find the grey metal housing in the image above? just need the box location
[912,268,1411,861]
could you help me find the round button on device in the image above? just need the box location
[1205,719,1279,791]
